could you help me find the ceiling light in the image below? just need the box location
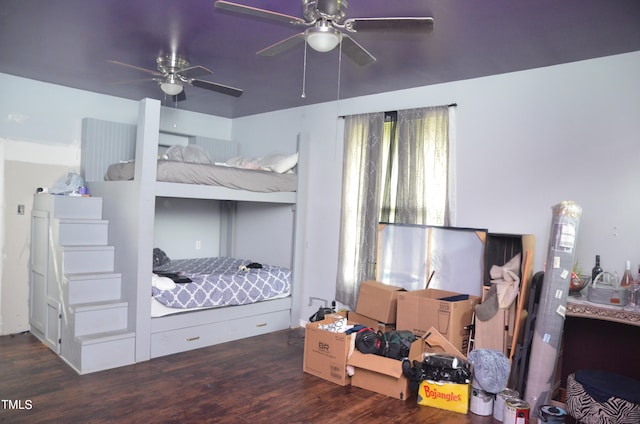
[305,25,341,52]
[160,74,184,96]
[160,81,184,96]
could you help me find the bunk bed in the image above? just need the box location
[82,98,304,362]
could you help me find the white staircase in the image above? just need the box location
[30,195,135,374]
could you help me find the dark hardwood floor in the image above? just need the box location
[0,329,498,424]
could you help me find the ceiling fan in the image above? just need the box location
[214,0,434,66]
[109,54,243,101]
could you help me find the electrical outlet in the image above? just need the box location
[195,240,201,250]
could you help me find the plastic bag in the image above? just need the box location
[50,171,85,195]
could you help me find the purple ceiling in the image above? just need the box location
[1,0,639,118]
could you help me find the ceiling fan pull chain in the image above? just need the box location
[301,41,308,99]
[336,36,342,101]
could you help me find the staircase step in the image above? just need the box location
[73,301,128,337]
[66,273,122,304]
[76,330,136,374]
[63,245,114,274]
[76,329,136,345]
[58,219,109,246]
[34,194,103,219]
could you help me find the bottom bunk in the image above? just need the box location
[148,255,293,358]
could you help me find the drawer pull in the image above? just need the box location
[186,336,200,342]
[256,322,267,328]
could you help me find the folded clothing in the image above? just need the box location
[575,369,640,404]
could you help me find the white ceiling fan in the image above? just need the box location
[109,53,243,101]
[214,0,434,66]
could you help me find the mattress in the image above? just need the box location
[151,257,291,311]
[105,160,297,193]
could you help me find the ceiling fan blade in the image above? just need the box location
[344,17,434,33]
[191,79,243,97]
[179,65,213,79]
[108,60,162,76]
[340,35,376,66]
[257,33,305,57]
[214,1,306,26]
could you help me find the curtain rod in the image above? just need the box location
[338,103,457,119]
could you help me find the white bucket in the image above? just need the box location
[494,389,519,421]
[470,379,494,416]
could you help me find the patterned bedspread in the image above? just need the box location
[152,257,291,309]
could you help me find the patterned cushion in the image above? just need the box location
[566,372,640,424]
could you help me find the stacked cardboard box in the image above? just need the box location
[348,280,404,331]
[302,226,534,412]
[302,280,480,411]
[396,289,480,354]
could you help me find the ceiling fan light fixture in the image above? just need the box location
[160,81,184,96]
[305,26,341,52]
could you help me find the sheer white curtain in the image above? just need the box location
[336,106,450,308]
[391,106,450,225]
[335,112,385,308]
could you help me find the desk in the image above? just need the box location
[566,297,640,327]
[561,297,640,399]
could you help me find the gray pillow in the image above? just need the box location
[468,349,511,394]
[182,145,212,164]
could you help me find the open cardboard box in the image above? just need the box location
[347,335,422,400]
[303,316,354,386]
[346,327,470,403]
[415,327,470,414]
[397,288,480,353]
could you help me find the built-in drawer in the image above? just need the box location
[150,309,291,358]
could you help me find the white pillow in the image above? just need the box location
[258,152,298,173]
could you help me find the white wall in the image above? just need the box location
[235,51,640,323]
[1,51,639,333]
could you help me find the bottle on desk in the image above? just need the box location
[629,264,640,309]
[591,255,603,282]
[620,260,635,288]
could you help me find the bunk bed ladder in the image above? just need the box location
[30,194,136,374]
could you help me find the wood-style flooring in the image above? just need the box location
[0,328,499,424]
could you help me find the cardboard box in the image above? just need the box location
[396,289,480,353]
[303,317,354,386]
[420,326,466,358]
[416,327,470,414]
[355,280,405,324]
[347,311,395,332]
[347,339,425,400]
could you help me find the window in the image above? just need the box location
[336,106,451,308]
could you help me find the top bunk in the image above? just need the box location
[81,99,298,204]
